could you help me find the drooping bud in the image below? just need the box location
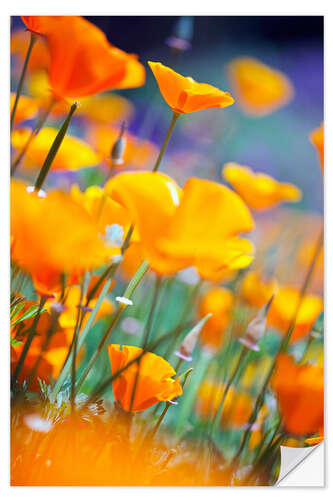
[174,313,212,362]
[238,295,274,351]
[110,122,127,168]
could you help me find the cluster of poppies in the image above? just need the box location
[10,16,324,486]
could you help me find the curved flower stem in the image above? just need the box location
[34,102,77,191]
[210,344,247,439]
[11,97,55,175]
[152,111,180,173]
[232,226,323,465]
[11,295,46,388]
[10,31,38,131]
[150,401,171,439]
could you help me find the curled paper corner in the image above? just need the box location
[276,443,324,487]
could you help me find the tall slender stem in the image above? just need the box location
[232,226,323,464]
[34,102,77,191]
[11,97,55,175]
[150,402,171,439]
[10,31,37,131]
[70,283,85,411]
[152,111,179,173]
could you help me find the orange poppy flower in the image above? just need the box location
[106,172,254,276]
[241,271,278,308]
[10,93,39,125]
[11,180,119,294]
[228,57,294,116]
[11,127,101,171]
[271,354,324,436]
[196,380,253,428]
[148,61,234,114]
[88,125,158,170]
[198,287,234,349]
[20,16,48,36]
[40,16,145,99]
[223,163,302,211]
[11,29,50,72]
[267,286,323,342]
[107,344,182,412]
[310,123,324,173]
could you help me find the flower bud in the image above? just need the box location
[110,122,127,167]
[175,313,212,362]
[238,295,274,351]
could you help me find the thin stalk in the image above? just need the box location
[11,296,46,387]
[34,102,77,191]
[210,345,247,438]
[129,274,163,412]
[152,111,180,173]
[150,402,171,439]
[70,283,85,412]
[10,31,38,131]
[232,227,323,464]
[11,97,55,175]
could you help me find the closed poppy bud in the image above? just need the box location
[239,295,274,351]
[110,122,127,167]
[175,313,212,362]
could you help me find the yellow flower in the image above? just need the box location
[223,163,302,211]
[11,127,100,171]
[228,57,294,116]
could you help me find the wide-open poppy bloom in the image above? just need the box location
[267,286,323,342]
[10,93,39,125]
[241,271,278,308]
[198,287,234,349]
[107,344,182,412]
[196,380,253,428]
[223,163,302,211]
[11,127,100,171]
[148,61,234,114]
[228,57,294,116]
[38,16,145,100]
[105,171,255,276]
[271,354,324,436]
[11,180,119,294]
[310,123,324,173]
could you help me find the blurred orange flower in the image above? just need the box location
[148,61,234,114]
[41,16,145,99]
[11,127,100,171]
[88,124,158,169]
[11,180,119,294]
[305,436,324,446]
[241,271,278,308]
[10,93,38,125]
[107,344,182,412]
[11,29,50,72]
[196,380,253,428]
[310,123,324,173]
[228,57,294,116]
[198,287,234,349]
[20,16,48,35]
[267,286,323,342]
[271,354,324,436]
[223,163,302,211]
[106,172,254,276]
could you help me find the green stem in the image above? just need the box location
[210,345,247,438]
[11,296,46,387]
[10,31,38,131]
[11,97,55,175]
[232,226,323,465]
[70,282,85,412]
[34,102,77,191]
[152,111,180,173]
[151,401,171,439]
